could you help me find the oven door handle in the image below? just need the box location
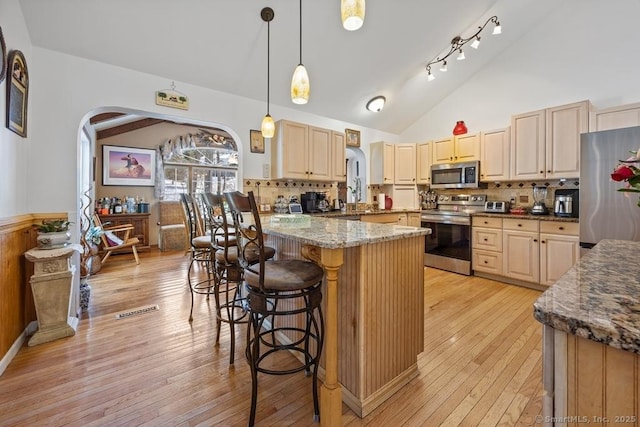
[421,215,470,225]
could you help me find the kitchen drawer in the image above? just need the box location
[472,249,503,275]
[472,216,503,229]
[361,213,405,224]
[472,227,503,251]
[539,221,579,236]
[503,218,539,233]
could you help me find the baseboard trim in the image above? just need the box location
[0,321,38,377]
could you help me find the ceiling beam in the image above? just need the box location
[90,112,126,124]
[96,118,165,140]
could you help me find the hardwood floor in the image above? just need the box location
[0,249,543,426]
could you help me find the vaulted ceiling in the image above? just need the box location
[19,0,562,135]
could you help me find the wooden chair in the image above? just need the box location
[93,214,140,265]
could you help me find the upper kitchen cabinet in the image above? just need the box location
[510,101,590,180]
[416,141,432,185]
[271,120,332,182]
[589,102,640,132]
[480,128,510,182]
[510,109,546,180]
[371,141,395,185]
[432,133,480,165]
[546,101,590,179]
[331,130,346,182]
[394,143,417,184]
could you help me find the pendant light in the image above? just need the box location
[291,0,309,104]
[341,0,365,31]
[261,7,275,138]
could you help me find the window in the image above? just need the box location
[160,130,239,200]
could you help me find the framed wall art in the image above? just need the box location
[0,27,6,84]
[250,129,265,153]
[6,50,28,137]
[345,128,361,148]
[102,145,156,186]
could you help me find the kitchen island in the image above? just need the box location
[534,239,640,426]
[261,216,430,424]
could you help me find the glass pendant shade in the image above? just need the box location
[261,114,275,138]
[291,64,310,105]
[341,0,365,31]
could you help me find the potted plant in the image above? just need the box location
[35,219,72,249]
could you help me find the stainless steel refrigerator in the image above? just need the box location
[580,126,640,252]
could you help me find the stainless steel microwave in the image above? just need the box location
[430,160,484,189]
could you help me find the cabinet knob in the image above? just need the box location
[450,157,453,160]
[540,171,544,174]
[484,260,488,264]
[541,240,546,243]
[534,239,538,242]
[547,170,551,173]
[559,226,564,230]
[517,223,522,227]
[484,221,488,224]
[483,238,488,242]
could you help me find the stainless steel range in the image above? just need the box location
[421,194,486,275]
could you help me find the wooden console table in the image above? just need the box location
[98,213,150,251]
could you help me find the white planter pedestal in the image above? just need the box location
[24,244,82,346]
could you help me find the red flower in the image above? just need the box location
[612,164,635,182]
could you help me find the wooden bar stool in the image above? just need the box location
[225,190,325,426]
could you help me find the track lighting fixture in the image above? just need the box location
[366,96,386,112]
[425,15,501,82]
[341,0,365,31]
[291,0,310,104]
[261,7,275,138]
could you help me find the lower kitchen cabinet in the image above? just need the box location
[472,216,579,288]
[361,212,408,225]
[472,216,503,275]
[539,221,580,286]
[503,219,540,284]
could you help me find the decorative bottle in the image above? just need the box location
[453,121,468,135]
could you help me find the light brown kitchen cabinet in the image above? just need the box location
[331,130,346,182]
[394,143,417,184]
[432,133,480,165]
[480,127,510,182]
[546,101,589,179]
[416,141,432,185]
[360,213,406,224]
[370,141,395,185]
[589,102,640,131]
[471,216,503,275]
[502,219,539,283]
[511,101,589,180]
[539,221,579,286]
[271,120,334,182]
[407,212,421,227]
[510,109,546,180]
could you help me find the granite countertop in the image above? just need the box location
[315,208,421,218]
[472,212,579,223]
[261,215,430,250]
[534,239,640,354]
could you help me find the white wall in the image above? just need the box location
[0,0,32,217]
[25,48,398,217]
[401,0,640,142]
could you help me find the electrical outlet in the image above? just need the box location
[262,163,270,179]
[519,195,529,204]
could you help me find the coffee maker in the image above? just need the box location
[301,192,320,213]
[554,189,579,218]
